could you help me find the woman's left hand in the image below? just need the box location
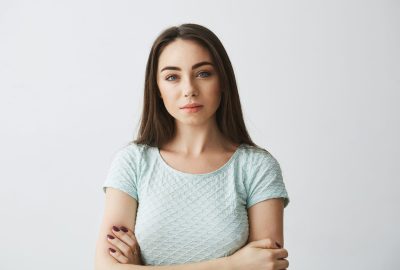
[107,225,143,265]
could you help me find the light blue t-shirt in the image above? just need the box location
[102,142,289,266]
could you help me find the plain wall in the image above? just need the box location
[0,0,399,269]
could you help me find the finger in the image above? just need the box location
[112,226,138,247]
[120,226,141,254]
[275,258,289,269]
[273,248,288,260]
[120,226,140,249]
[109,247,129,264]
[111,226,140,257]
[107,232,132,258]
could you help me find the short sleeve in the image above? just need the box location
[245,151,290,209]
[102,144,140,202]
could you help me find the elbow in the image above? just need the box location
[95,260,116,270]
[94,259,109,270]
[96,262,143,270]
[94,249,118,270]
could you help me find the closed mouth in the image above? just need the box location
[181,105,203,109]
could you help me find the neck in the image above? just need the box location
[163,118,233,156]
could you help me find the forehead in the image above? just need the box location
[158,39,213,70]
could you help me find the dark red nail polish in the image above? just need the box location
[112,226,120,232]
[109,248,116,253]
[107,234,115,239]
[276,242,282,248]
[120,226,128,233]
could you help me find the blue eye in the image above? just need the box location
[165,71,212,81]
[198,71,211,78]
[166,75,177,81]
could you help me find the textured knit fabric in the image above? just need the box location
[102,142,290,266]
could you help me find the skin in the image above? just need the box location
[106,38,236,264]
[106,225,142,264]
[156,38,238,157]
[104,38,289,269]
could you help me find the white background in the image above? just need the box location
[0,0,399,269]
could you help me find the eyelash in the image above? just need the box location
[165,71,212,81]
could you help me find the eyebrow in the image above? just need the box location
[160,61,214,72]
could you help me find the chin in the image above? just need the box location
[180,116,216,126]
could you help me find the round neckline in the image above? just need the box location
[156,144,243,177]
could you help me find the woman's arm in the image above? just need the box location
[247,198,285,246]
[95,188,232,270]
[104,257,232,270]
[95,188,140,269]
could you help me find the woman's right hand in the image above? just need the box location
[227,238,289,270]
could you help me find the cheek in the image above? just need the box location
[208,83,222,104]
[159,89,180,113]
[158,82,175,100]
[209,78,221,95]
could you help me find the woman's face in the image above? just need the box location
[156,38,221,126]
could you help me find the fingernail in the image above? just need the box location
[107,234,115,239]
[112,226,120,232]
[120,226,128,233]
[109,248,116,253]
[276,242,282,248]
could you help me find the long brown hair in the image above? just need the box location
[131,23,262,150]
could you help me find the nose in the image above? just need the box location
[185,92,197,97]
[182,76,198,97]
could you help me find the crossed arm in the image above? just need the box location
[94,188,285,270]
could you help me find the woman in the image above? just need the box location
[95,23,290,270]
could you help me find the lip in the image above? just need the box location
[181,106,203,113]
[180,103,203,109]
